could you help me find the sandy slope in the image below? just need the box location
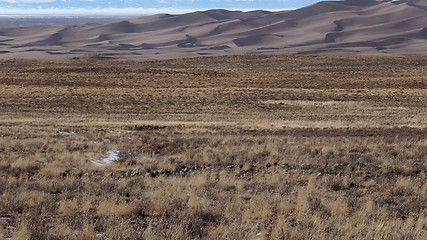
[0,0,426,59]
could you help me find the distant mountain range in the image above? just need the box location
[1,0,427,59]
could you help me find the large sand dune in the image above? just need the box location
[1,0,427,59]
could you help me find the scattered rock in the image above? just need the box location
[281,163,291,169]
[237,169,254,177]
[85,160,423,179]
[131,168,140,176]
[174,166,188,175]
[152,168,169,177]
[331,163,349,170]
[124,168,140,177]
[355,162,366,168]
[226,164,235,170]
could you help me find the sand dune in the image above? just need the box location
[0,0,426,59]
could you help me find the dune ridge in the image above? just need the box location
[1,0,426,59]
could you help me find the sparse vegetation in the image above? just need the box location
[0,55,426,239]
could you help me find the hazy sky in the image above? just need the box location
[0,0,321,15]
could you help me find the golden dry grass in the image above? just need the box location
[0,54,426,239]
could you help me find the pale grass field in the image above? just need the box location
[0,55,426,239]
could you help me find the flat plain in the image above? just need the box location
[0,54,426,239]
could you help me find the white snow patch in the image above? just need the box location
[0,217,10,220]
[58,131,77,135]
[109,130,122,134]
[91,150,120,166]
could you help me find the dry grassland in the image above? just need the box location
[0,55,426,239]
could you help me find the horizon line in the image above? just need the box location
[0,7,293,17]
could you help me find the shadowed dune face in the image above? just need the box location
[0,0,427,59]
